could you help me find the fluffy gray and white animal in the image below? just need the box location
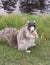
[0,21,38,53]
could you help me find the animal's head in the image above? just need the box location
[27,20,38,39]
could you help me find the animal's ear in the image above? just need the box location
[27,20,36,23]
[27,20,30,23]
[25,20,30,26]
[33,20,36,23]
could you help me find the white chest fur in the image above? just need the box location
[17,37,35,51]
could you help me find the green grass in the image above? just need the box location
[0,14,50,65]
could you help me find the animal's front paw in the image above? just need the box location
[33,43,36,46]
[26,50,31,53]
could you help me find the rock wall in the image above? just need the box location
[1,0,18,13]
[0,0,50,15]
[44,0,50,13]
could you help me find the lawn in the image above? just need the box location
[0,14,50,65]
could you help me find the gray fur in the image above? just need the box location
[17,26,38,53]
[0,23,38,53]
[0,28,18,48]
